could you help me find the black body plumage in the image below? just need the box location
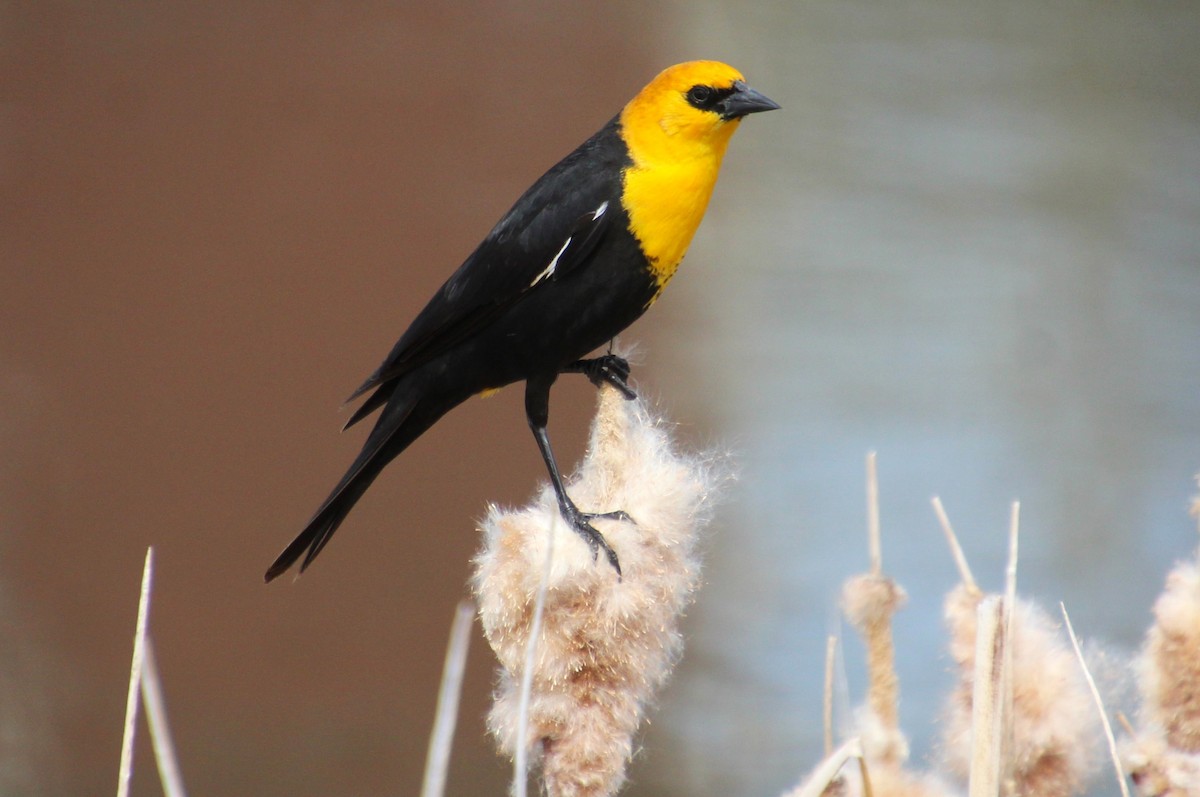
[265,118,654,582]
[265,61,778,582]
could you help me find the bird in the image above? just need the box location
[265,60,778,583]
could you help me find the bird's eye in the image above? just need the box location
[686,85,714,108]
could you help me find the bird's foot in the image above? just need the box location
[565,354,636,400]
[559,502,634,577]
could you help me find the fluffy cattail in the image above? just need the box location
[1121,733,1200,797]
[833,572,958,797]
[790,459,950,797]
[1140,541,1200,754]
[842,573,910,767]
[941,585,1096,796]
[1123,484,1200,795]
[866,765,959,797]
[472,383,721,797]
[792,459,950,797]
[780,740,957,797]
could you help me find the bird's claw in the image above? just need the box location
[585,508,634,524]
[561,504,634,577]
[567,354,636,400]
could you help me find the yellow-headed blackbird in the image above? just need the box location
[265,61,777,582]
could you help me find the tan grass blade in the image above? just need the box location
[824,635,838,756]
[421,599,476,797]
[514,513,557,797]
[866,452,881,575]
[1002,502,1019,788]
[1060,603,1131,797]
[931,496,979,596]
[783,737,864,797]
[968,595,1007,797]
[117,548,154,797]
[141,641,187,797]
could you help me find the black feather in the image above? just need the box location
[266,117,653,581]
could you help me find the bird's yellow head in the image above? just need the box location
[620,60,779,164]
[616,61,777,294]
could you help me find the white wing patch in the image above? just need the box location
[529,201,609,288]
[532,237,572,287]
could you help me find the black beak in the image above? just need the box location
[719,80,781,121]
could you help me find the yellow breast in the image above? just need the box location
[621,155,724,293]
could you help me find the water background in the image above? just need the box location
[644,4,1200,794]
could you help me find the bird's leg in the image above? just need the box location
[525,376,630,575]
[563,353,636,400]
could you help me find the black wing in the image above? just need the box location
[346,117,629,407]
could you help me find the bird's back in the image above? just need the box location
[352,117,639,396]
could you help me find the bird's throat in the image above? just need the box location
[620,156,723,294]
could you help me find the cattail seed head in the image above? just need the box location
[472,384,723,797]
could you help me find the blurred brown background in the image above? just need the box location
[6,3,1200,796]
[2,4,677,795]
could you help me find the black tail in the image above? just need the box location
[265,391,421,583]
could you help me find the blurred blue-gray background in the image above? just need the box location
[3,3,1197,795]
[651,3,1200,794]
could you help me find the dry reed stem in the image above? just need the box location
[968,595,1006,797]
[141,641,187,797]
[825,635,839,756]
[1002,502,1019,795]
[931,497,980,597]
[781,737,864,797]
[1007,597,1098,797]
[842,453,908,767]
[117,548,154,797]
[784,739,956,797]
[825,458,955,797]
[513,513,556,797]
[1059,603,1130,797]
[867,452,882,576]
[940,503,1097,797]
[944,593,1098,797]
[472,383,718,797]
[858,752,876,797]
[1117,713,1136,739]
[1192,476,1200,528]
[421,599,476,797]
[800,485,1128,797]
